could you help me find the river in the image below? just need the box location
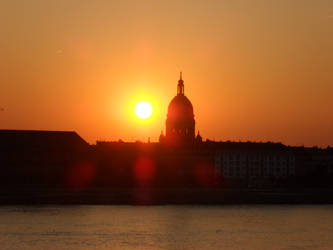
[1,205,333,249]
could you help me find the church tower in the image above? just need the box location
[165,73,195,146]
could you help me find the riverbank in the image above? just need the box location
[1,188,333,205]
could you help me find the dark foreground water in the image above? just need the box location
[1,205,333,250]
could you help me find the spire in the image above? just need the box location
[196,131,202,143]
[177,71,184,95]
[159,130,165,143]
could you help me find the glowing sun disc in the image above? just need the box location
[135,101,153,119]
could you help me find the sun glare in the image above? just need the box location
[135,101,153,119]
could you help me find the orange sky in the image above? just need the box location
[1,0,332,146]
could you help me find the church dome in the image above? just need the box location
[165,72,196,145]
[167,94,194,120]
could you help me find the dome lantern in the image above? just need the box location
[177,72,184,95]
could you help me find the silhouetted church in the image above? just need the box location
[1,72,333,204]
[160,73,201,146]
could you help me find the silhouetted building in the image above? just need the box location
[165,73,196,146]
[0,130,89,152]
[214,144,295,187]
[1,72,333,204]
[0,130,90,187]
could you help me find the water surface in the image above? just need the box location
[1,205,333,249]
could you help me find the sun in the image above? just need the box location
[135,101,153,119]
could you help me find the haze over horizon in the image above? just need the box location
[1,0,332,146]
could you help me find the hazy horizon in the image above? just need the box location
[1,0,333,146]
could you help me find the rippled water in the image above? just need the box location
[1,205,333,249]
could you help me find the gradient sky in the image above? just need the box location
[1,0,332,146]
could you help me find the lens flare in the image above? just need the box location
[135,101,152,119]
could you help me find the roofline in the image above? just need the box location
[0,129,77,133]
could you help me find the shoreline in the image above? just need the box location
[1,188,333,205]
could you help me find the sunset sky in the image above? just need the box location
[1,0,332,146]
